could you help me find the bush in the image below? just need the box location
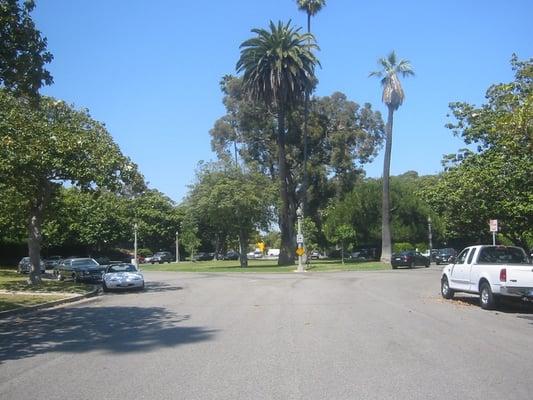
[393,242,414,253]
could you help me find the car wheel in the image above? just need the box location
[441,277,454,299]
[139,282,145,291]
[410,261,415,269]
[425,262,430,268]
[102,282,109,293]
[480,281,498,310]
[57,272,64,281]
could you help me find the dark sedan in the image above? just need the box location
[54,258,105,282]
[391,251,429,269]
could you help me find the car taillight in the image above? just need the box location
[499,268,507,282]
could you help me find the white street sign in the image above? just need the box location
[297,234,304,243]
[489,219,498,232]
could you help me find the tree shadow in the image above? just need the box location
[0,306,217,364]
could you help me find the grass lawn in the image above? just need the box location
[0,293,67,312]
[141,259,391,273]
[0,268,95,313]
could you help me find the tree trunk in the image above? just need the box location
[238,227,248,268]
[380,106,394,263]
[27,183,51,284]
[277,107,295,266]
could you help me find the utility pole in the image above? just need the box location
[134,223,138,268]
[296,206,305,272]
[428,216,433,265]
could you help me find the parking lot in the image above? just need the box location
[1,266,532,400]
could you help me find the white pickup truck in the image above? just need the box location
[440,245,533,309]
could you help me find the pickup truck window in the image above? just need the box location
[467,249,476,264]
[456,249,469,264]
[477,247,528,264]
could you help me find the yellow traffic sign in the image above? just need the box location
[296,247,305,256]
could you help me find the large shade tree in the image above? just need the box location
[421,55,532,248]
[295,0,326,213]
[236,20,319,265]
[0,0,53,98]
[0,91,145,283]
[370,51,414,262]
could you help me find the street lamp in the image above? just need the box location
[133,223,138,268]
[296,206,304,273]
[428,216,433,265]
[175,230,180,263]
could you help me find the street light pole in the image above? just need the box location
[428,216,433,265]
[134,223,138,268]
[176,230,180,263]
[296,206,304,273]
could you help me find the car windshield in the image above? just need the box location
[477,247,528,264]
[72,259,99,267]
[108,264,137,273]
[397,251,414,256]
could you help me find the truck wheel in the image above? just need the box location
[441,277,454,299]
[480,281,498,310]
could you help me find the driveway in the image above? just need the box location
[1,267,532,400]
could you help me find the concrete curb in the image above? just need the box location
[0,285,100,319]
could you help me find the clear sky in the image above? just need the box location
[34,0,532,202]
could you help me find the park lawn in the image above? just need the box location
[0,293,67,312]
[141,259,390,273]
[0,269,93,294]
[0,269,94,313]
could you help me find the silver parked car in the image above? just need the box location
[102,263,144,292]
[17,257,46,274]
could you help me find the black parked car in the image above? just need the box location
[54,258,105,282]
[193,252,214,261]
[435,248,457,265]
[391,251,429,269]
[43,256,62,270]
[222,250,240,260]
[150,251,173,264]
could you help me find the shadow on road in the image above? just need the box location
[0,306,217,363]
[450,295,533,315]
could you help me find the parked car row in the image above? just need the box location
[391,250,430,269]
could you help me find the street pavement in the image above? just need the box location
[1,265,532,400]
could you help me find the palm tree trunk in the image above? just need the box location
[277,107,295,266]
[381,106,394,263]
[302,11,311,215]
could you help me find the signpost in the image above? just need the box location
[489,219,498,245]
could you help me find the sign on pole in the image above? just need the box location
[296,234,304,244]
[489,219,498,245]
[296,247,305,256]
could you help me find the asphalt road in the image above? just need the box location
[1,266,532,400]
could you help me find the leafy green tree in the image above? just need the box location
[323,219,356,264]
[211,79,384,258]
[0,91,145,283]
[185,163,274,267]
[236,20,319,265]
[421,55,532,248]
[0,0,53,98]
[130,190,182,252]
[296,0,326,212]
[370,51,414,263]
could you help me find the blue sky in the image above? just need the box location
[34,0,532,202]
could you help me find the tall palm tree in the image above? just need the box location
[296,0,326,213]
[296,0,326,33]
[370,51,414,263]
[237,20,319,265]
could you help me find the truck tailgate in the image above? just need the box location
[506,265,533,288]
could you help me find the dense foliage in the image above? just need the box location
[421,56,532,248]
